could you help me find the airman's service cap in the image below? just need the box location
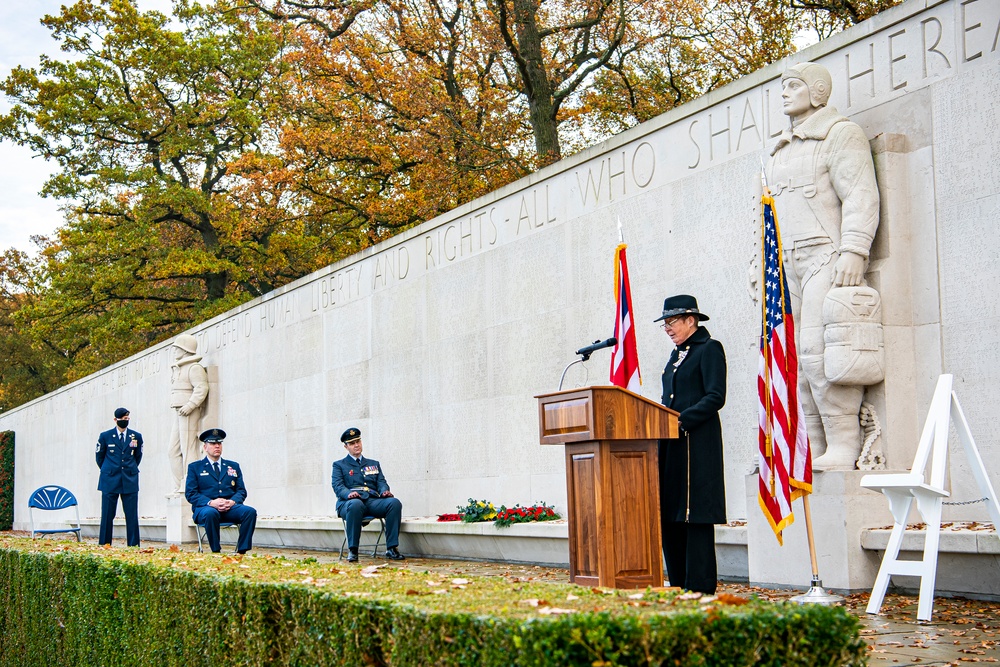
[199,428,227,443]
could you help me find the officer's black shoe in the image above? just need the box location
[347,548,359,563]
[385,547,406,561]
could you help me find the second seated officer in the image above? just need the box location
[95,407,144,546]
[654,295,727,594]
[332,427,405,562]
[185,428,257,554]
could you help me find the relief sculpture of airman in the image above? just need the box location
[766,62,885,471]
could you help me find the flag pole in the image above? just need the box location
[617,216,624,244]
[759,158,842,605]
[790,494,844,605]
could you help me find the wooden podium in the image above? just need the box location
[536,385,678,588]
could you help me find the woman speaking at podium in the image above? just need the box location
[654,294,727,594]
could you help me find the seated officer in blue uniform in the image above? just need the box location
[95,407,143,546]
[184,428,257,554]
[332,427,405,562]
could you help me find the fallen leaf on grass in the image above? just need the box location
[519,599,549,607]
[451,578,470,585]
[360,564,386,578]
[538,607,575,615]
[715,593,749,606]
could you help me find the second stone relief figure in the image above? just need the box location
[167,334,209,494]
[766,62,885,470]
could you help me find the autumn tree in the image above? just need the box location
[0,0,340,380]
[0,247,68,411]
[580,0,804,135]
[257,0,889,176]
[248,0,534,244]
[790,0,901,26]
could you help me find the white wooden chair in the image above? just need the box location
[861,374,1000,620]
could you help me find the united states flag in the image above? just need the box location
[758,191,812,545]
[610,243,641,391]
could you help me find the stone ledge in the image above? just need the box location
[860,525,1000,555]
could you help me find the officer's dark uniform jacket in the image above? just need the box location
[96,427,143,493]
[331,456,389,513]
[660,326,727,524]
[185,458,248,507]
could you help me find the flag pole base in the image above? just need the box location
[790,578,844,606]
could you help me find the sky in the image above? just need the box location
[0,1,171,254]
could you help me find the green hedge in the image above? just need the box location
[0,544,866,667]
[0,431,12,531]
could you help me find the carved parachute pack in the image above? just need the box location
[822,285,885,385]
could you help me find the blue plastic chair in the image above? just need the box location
[28,486,82,542]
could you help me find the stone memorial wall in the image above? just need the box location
[3,0,999,587]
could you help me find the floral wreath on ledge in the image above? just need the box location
[438,498,560,528]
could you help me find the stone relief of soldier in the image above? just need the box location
[167,334,210,494]
[766,61,885,471]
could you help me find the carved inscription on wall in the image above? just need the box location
[167,0,1000,359]
[684,0,1000,171]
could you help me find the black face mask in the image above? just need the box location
[116,419,129,429]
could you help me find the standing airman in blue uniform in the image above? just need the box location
[332,427,405,562]
[95,407,143,546]
[184,428,257,554]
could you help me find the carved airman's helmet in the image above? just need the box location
[173,333,199,354]
[781,62,832,108]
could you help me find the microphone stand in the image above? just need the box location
[558,357,589,391]
[559,338,615,390]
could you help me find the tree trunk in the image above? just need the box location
[511,0,561,166]
[205,272,228,301]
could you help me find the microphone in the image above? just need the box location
[575,337,617,360]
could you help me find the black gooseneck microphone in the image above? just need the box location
[575,337,617,361]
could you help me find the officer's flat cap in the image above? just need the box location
[114,407,130,419]
[341,428,361,443]
[199,428,227,443]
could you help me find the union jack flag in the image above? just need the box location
[758,189,812,545]
[610,243,641,391]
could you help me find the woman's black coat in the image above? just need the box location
[659,326,727,524]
